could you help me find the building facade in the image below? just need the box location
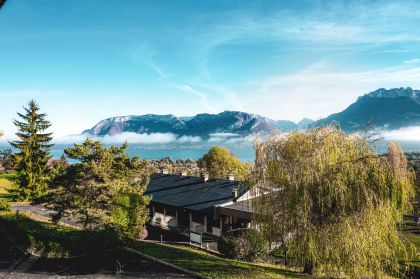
[145,173,254,237]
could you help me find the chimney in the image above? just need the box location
[227,174,234,181]
[232,188,238,199]
[162,169,169,175]
[201,172,209,182]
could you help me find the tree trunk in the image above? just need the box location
[83,215,89,228]
[284,248,288,266]
[303,261,314,274]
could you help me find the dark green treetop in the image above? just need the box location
[10,100,53,201]
[49,139,150,238]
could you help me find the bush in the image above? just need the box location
[111,193,149,240]
[0,198,11,211]
[217,228,268,261]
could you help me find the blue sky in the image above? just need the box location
[1,0,420,137]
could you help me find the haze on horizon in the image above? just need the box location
[1,0,420,137]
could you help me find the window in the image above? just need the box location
[192,212,204,223]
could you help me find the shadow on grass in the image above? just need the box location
[0,213,123,257]
[131,241,303,278]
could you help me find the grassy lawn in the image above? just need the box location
[130,241,303,279]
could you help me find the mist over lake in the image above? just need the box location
[2,140,419,163]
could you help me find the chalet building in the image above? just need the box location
[145,172,254,237]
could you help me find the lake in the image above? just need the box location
[1,140,419,163]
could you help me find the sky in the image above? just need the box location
[1,0,420,138]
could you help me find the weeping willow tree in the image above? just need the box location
[253,126,415,278]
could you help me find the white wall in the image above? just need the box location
[191,221,202,232]
[212,227,221,236]
[152,212,175,228]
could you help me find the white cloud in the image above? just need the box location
[101,132,176,144]
[177,135,202,143]
[381,126,420,141]
[208,133,256,143]
[54,132,176,144]
[209,133,239,137]
[52,132,203,145]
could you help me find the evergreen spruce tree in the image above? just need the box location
[10,100,53,201]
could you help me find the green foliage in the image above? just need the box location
[0,213,122,257]
[199,146,251,180]
[254,126,416,277]
[48,139,150,237]
[9,100,53,201]
[111,192,149,239]
[218,229,268,261]
[0,198,11,211]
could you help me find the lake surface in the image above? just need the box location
[1,140,419,163]
[1,143,257,162]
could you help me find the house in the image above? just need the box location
[145,172,254,237]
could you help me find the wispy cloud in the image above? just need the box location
[238,61,420,121]
[130,43,169,78]
[381,126,420,141]
[170,84,216,113]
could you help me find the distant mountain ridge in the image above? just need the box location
[83,111,307,138]
[83,87,420,138]
[312,87,420,131]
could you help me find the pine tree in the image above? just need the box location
[10,100,53,201]
[49,139,150,236]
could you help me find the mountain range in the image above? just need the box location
[311,87,420,131]
[83,111,287,138]
[83,87,420,138]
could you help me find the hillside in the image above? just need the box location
[312,87,420,131]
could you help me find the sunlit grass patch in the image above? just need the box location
[131,241,303,279]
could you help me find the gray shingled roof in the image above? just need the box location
[145,173,248,214]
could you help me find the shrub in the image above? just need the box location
[0,198,11,211]
[111,193,149,240]
[218,228,268,261]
